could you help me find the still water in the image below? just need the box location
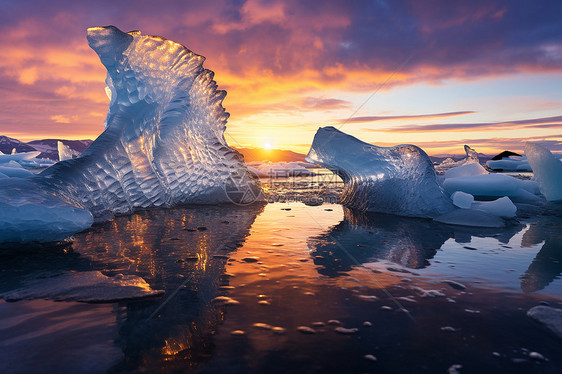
[1,198,562,373]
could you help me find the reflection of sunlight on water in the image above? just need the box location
[3,200,562,373]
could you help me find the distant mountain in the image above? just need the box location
[234,147,307,163]
[0,136,93,160]
[27,139,93,160]
[1,136,307,163]
[0,136,37,154]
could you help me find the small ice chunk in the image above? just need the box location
[363,321,372,327]
[527,305,562,338]
[364,354,377,362]
[327,320,341,325]
[528,352,547,361]
[441,326,457,332]
[57,141,78,161]
[212,296,240,305]
[451,191,474,209]
[356,295,378,302]
[0,271,163,302]
[231,330,246,336]
[297,326,316,334]
[464,309,481,313]
[272,327,286,335]
[448,364,463,374]
[472,197,517,218]
[412,287,446,298]
[335,327,358,334]
[253,323,273,330]
[397,296,417,303]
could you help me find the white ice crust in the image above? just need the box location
[486,156,531,172]
[443,173,540,201]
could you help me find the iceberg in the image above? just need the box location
[486,156,532,172]
[0,26,260,244]
[525,142,562,201]
[306,126,454,218]
[57,140,77,161]
[443,173,540,202]
[442,162,488,180]
[434,145,480,174]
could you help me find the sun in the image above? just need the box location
[263,142,273,150]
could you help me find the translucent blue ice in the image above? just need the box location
[306,126,454,218]
[0,26,260,243]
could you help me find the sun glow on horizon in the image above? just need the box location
[263,142,273,150]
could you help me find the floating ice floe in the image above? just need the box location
[0,178,93,243]
[0,271,163,302]
[486,155,532,172]
[525,142,562,201]
[435,145,480,174]
[442,173,540,202]
[306,126,454,218]
[0,26,261,244]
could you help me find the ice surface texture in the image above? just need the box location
[39,26,260,218]
[525,142,562,201]
[0,26,260,243]
[306,126,453,218]
[0,178,94,243]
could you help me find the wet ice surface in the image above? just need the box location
[1,199,562,373]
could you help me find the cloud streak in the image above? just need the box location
[339,111,476,124]
[0,0,561,147]
[376,115,562,132]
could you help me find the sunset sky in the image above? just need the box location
[0,0,561,155]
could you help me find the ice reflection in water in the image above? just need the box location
[308,207,524,276]
[1,202,562,373]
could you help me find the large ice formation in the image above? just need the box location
[306,126,453,218]
[0,25,260,244]
[525,142,562,201]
